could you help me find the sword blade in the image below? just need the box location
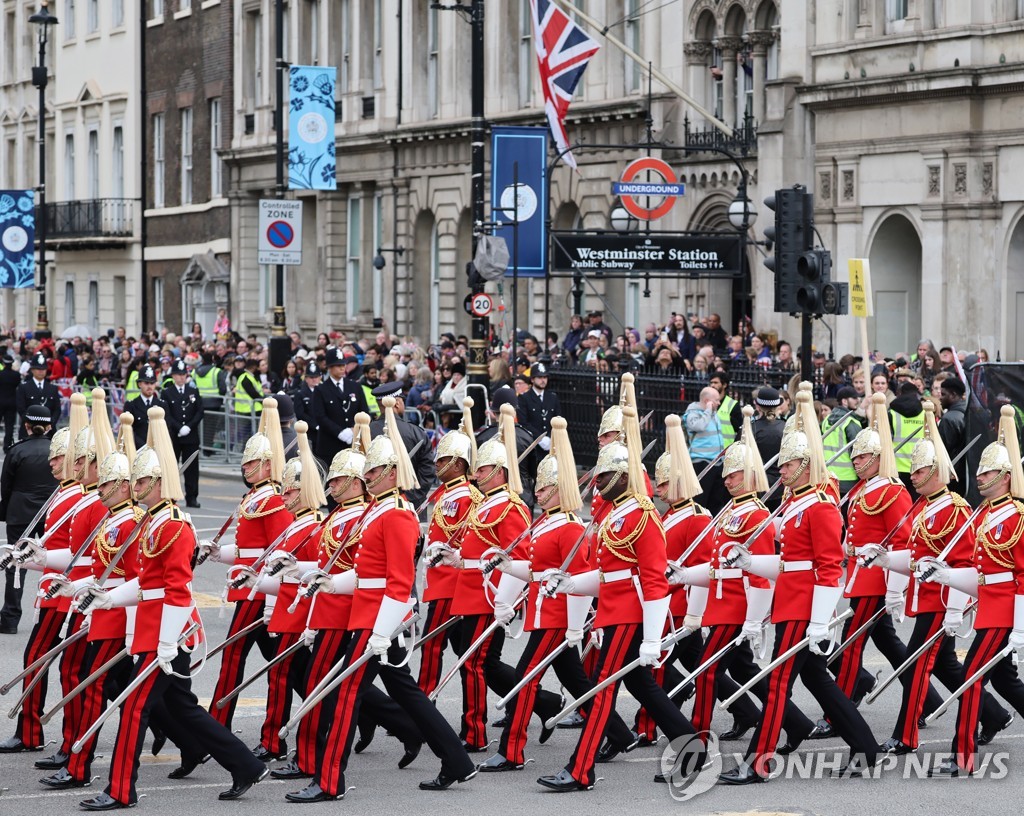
[190,617,264,671]
[216,637,307,708]
[497,639,571,710]
[1,626,90,696]
[40,646,129,724]
[925,644,1014,724]
[413,614,462,650]
[667,632,744,698]
[826,603,887,666]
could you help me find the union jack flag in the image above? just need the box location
[529,0,600,170]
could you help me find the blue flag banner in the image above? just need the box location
[490,126,548,277]
[0,190,36,289]
[288,65,337,191]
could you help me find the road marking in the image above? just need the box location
[0,779,287,800]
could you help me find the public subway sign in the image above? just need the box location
[612,157,685,221]
[550,233,742,278]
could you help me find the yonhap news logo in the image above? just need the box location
[661,731,722,801]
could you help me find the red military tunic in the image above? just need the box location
[843,475,913,597]
[773,484,844,622]
[906,488,974,616]
[349,490,418,630]
[37,479,86,608]
[269,508,325,635]
[703,493,773,626]
[971,494,1024,630]
[307,498,366,631]
[132,500,201,654]
[88,501,144,642]
[59,485,108,614]
[663,499,712,619]
[525,510,590,631]
[422,477,479,602]
[228,480,292,602]
[594,493,669,628]
[450,486,530,617]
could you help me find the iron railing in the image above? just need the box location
[42,198,135,240]
[683,112,758,157]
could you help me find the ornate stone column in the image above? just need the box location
[719,37,743,129]
[683,41,711,124]
[748,31,775,125]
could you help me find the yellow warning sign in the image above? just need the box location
[848,258,872,318]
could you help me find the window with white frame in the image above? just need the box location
[87,129,99,198]
[306,0,319,64]
[88,281,99,333]
[429,224,440,342]
[347,196,361,320]
[244,11,262,109]
[373,193,384,318]
[5,139,16,188]
[152,0,163,18]
[338,0,350,94]
[427,6,439,118]
[886,0,909,20]
[209,98,222,198]
[624,0,641,93]
[153,276,164,330]
[112,0,124,27]
[65,280,76,325]
[373,0,383,89]
[65,0,76,39]
[180,107,193,205]
[180,0,191,10]
[87,0,98,32]
[112,125,124,197]
[152,113,165,207]
[518,0,532,108]
[64,133,75,199]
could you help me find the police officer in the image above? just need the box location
[123,365,164,449]
[312,348,368,468]
[517,361,560,450]
[368,381,432,510]
[192,352,227,455]
[0,405,58,633]
[0,352,21,451]
[15,353,60,438]
[294,359,321,453]
[162,359,204,508]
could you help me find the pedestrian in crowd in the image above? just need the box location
[0,352,21,451]
[683,385,727,513]
[937,376,969,485]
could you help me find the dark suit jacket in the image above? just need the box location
[124,395,166,449]
[15,377,61,429]
[0,366,21,408]
[0,435,57,530]
[161,383,205,445]
[312,377,369,465]
[369,416,433,511]
[517,388,561,439]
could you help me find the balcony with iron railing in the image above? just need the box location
[683,111,758,157]
[39,198,136,247]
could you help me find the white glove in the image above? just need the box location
[178,425,190,437]
[339,427,354,444]
[885,590,905,619]
[41,573,74,597]
[267,550,300,578]
[308,571,337,594]
[262,601,275,626]
[424,543,462,568]
[15,538,46,566]
[156,640,177,674]
[638,639,661,667]
[1010,629,1024,657]
[858,544,889,569]
[741,618,764,652]
[195,539,216,563]
[494,601,515,626]
[806,621,830,653]
[538,436,551,451]
[665,560,688,585]
[589,628,603,650]
[368,633,391,656]
[722,544,751,570]
[942,606,963,637]
[232,566,259,589]
[479,546,511,573]
[85,586,114,610]
[302,627,317,649]
[539,568,574,595]
[683,613,702,631]
[566,628,584,647]
[918,562,950,585]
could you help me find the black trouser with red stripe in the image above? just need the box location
[566,623,698,787]
[317,630,475,797]
[209,599,276,728]
[258,632,310,756]
[417,598,459,695]
[745,620,876,778]
[892,612,1007,747]
[12,606,64,748]
[66,638,132,782]
[296,629,423,774]
[57,611,89,755]
[105,650,266,806]
[455,613,562,749]
[952,627,1024,772]
[634,629,701,740]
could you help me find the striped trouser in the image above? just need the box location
[258,632,308,756]
[14,606,64,748]
[57,612,89,755]
[66,638,131,782]
[296,629,350,774]
[416,598,456,696]
[208,599,274,728]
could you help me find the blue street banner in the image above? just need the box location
[490,126,548,277]
[288,65,337,191]
[0,190,36,289]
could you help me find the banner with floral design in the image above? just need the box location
[0,190,36,288]
[288,65,337,191]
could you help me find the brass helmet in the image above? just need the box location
[131,445,161,484]
[325,413,371,483]
[597,372,637,438]
[435,397,476,469]
[98,450,131,489]
[654,451,671,486]
[283,421,326,510]
[475,404,522,494]
[595,439,629,478]
[780,390,828,486]
[535,417,583,511]
[910,401,952,484]
[977,405,1024,495]
[241,397,285,482]
[722,406,768,493]
[49,427,71,461]
[781,381,815,444]
[598,404,623,438]
[281,456,301,493]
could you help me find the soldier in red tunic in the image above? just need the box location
[417,398,480,696]
[284,397,474,802]
[920,405,1024,775]
[671,407,814,748]
[861,402,1008,754]
[200,398,293,747]
[78,407,268,810]
[718,391,876,784]
[537,406,701,792]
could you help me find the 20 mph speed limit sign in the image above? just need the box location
[470,293,493,317]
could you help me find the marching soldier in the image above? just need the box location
[200,398,292,742]
[417,399,480,696]
[538,406,701,791]
[162,359,204,508]
[311,348,368,471]
[123,365,164,450]
[670,407,813,746]
[77,407,268,810]
[860,401,1009,755]
[368,380,432,510]
[284,397,475,801]
[517,361,561,448]
[426,404,561,752]
[15,353,61,437]
[920,405,1024,775]
[719,391,877,784]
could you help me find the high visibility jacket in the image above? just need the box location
[717,395,738,447]
[124,370,140,403]
[821,411,860,482]
[891,409,925,474]
[233,371,263,416]
[192,366,223,401]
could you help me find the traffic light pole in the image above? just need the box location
[801,313,813,382]
[468,0,488,427]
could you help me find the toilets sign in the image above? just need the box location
[258,199,303,265]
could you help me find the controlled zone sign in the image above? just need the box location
[258,199,303,265]
[611,157,685,221]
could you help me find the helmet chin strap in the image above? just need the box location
[599,469,623,498]
[329,474,355,502]
[853,453,879,478]
[475,465,502,491]
[977,471,1005,494]
[98,479,122,503]
[135,476,158,504]
[910,463,938,491]
[435,456,458,481]
[365,463,394,491]
[781,458,808,487]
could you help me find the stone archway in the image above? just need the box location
[867,213,922,356]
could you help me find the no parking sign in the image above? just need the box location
[258,199,303,265]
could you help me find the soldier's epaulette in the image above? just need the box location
[887,477,903,487]
[507,491,526,507]
[468,484,485,502]
[567,511,583,525]
[168,505,186,521]
[131,506,147,523]
[752,497,768,511]
[949,492,970,510]
[394,495,410,511]
[695,502,712,517]
[815,489,831,503]
[635,493,656,512]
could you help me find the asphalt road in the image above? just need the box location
[0,469,1022,815]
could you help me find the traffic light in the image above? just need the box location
[796,248,848,315]
[763,185,811,313]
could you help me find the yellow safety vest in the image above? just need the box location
[717,395,738,447]
[192,367,222,401]
[363,384,379,418]
[233,371,263,416]
[821,412,859,482]
[891,410,925,474]
[124,370,140,403]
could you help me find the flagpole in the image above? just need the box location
[552,0,733,138]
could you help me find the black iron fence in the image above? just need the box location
[42,198,135,239]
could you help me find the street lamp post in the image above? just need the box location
[29,1,58,338]
[268,0,289,379]
[728,177,758,333]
